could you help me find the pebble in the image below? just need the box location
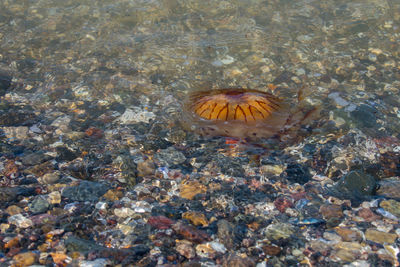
[118,107,155,124]
[38,172,60,184]
[137,159,156,177]
[336,170,376,197]
[222,253,255,267]
[103,189,123,201]
[29,195,50,214]
[155,147,186,167]
[365,229,397,244]
[357,208,381,222]
[285,163,312,184]
[335,227,362,242]
[172,222,210,243]
[180,181,207,200]
[183,211,209,226]
[175,240,195,259]
[320,204,343,219]
[263,223,294,240]
[147,216,174,230]
[379,199,400,218]
[217,219,234,250]
[0,126,29,140]
[5,205,22,215]
[377,178,400,199]
[8,214,33,228]
[12,252,38,267]
[114,207,135,218]
[62,181,110,202]
[79,258,111,267]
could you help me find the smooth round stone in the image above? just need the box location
[39,172,60,184]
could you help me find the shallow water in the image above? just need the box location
[0,0,400,266]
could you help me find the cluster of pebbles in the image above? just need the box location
[0,0,400,266]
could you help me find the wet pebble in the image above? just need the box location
[12,251,38,267]
[222,253,255,267]
[62,181,110,202]
[379,199,400,218]
[147,216,175,230]
[8,214,33,228]
[155,146,186,167]
[180,181,207,200]
[335,227,363,242]
[217,219,234,250]
[175,240,195,259]
[263,223,294,241]
[336,170,376,198]
[5,205,22,215]
[118,107,155,124]
[28,195,50,214]
[79,258,110,267]
[38,172,60,184]
[365,229,397,244]
[320,204,343,219]
[377,178,400,199]
[172,221,210,243]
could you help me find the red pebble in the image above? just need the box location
[172,221,210,243]
[147,216,174,230]
[85,127,104,138]
[274,196,293,213]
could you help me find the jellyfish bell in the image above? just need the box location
[182,88,308,141]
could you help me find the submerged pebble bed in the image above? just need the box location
[0,0,400,266]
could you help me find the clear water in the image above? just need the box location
[1,0,399,149]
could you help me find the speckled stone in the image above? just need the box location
[365,229,397,244]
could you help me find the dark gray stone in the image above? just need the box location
[62,181,110,202]
[336,170,377,197]
[285,163,312,184]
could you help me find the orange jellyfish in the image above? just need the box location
[182,88,318,141]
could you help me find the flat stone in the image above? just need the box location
[320,204,343,219]
[336,170,376,197]
[335,227,362,242]
[365,229,397,244]
[264,223,295,241]
[62,181,110,202]
[377,178,400,199]
[180,181,207,200]
[357,208,381,222]
[78,258,110,267]
[38,172,60,184]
